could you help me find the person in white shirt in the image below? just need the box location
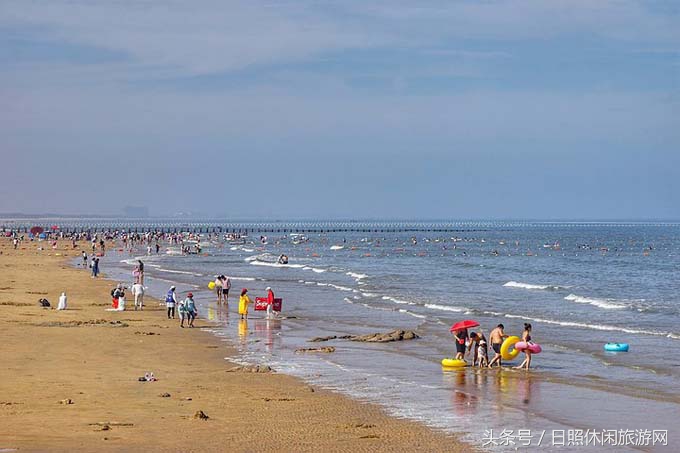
[132,283,145,310]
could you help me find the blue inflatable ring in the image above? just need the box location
[604,343,629,352]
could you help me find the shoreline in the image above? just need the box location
[0,240,469,452]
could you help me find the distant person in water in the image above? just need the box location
[515,323,534,370]
[278,254,288,264]
[238,288,251,320]
[452,328,468,360]
[488,324,508,368]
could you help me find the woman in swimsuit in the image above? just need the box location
[515,323,533,370]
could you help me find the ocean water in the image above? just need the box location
[94,222,679,451]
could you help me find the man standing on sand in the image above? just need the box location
[132,282,144,310]
[82,251,88,267]
[488,324,508,368]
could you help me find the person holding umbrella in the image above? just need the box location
[450,320,479,361]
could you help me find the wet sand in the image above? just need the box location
[0,240,470,452]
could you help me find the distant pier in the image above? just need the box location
[1,219,678,235]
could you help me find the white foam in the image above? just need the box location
[304,266,326,273]
[564,294,626,310]
[424,303,466,313]
[484,311,676,339]
[346,272,368,280]
[157,268,203,277]
[503,281,565,291]
[381,295,415,305]
[250,260,305,269]
[330,245,345,250]
[398,309,427,319]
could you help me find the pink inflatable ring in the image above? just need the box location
[514,341,542,354]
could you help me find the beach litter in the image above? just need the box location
[193,410,209,420]
[138,372,156,382]
[58,399,74,405]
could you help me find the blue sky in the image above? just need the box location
[1,0,679,219]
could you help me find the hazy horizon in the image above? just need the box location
[3,1,679,220]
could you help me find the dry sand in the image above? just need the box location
[0,240,471,452]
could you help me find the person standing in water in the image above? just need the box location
[265,286,275,319]
[452,328,468,360]
[488,324,508,368]
[214,276,223,304]
[238,288,251,320]
[136,260,144,284]
[468,331,488,367]
[515,323,534,370]
[222,275,231,303]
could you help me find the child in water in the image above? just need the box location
[238,288,251,320]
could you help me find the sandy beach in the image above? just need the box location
[0,239,469,452]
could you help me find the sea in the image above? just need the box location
[70,221,679,451]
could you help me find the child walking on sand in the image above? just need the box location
[185,293,197,327]
[178,294,188,327]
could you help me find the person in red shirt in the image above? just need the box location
[265,287,275,319]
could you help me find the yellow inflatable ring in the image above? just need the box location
[501,336,520,360]
[208,281,216,290]
[441,358,467,368]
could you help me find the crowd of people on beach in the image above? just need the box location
[452,323,535,370]
[8,228,537,371]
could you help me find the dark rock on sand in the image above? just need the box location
[309,330,419,343]
[295,347,336,353]
[226,365,274,373]
[309,335,352,342]
[350,330,419,342]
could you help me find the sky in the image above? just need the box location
[1,0,679,220]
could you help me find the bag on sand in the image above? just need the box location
[38,298,50,307]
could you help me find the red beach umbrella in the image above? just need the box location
[30,226,44,235]
[51,225,60,230]
[450,320,480,332]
